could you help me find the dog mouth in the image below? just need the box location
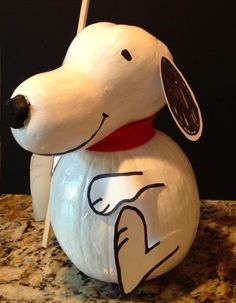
[36,112,109,156]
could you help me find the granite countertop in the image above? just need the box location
[0,195,235,303]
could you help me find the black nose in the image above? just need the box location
[6,94,30,129]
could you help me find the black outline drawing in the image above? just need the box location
[35,112,109,156]
[161,56,201,136]
[87,171,165,216]
[114,205,179,296]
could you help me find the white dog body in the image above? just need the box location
[8,22,203,294]
[50,132,199,291]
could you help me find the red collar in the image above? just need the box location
[87,115,156,152]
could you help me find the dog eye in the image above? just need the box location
[121,49,132,61]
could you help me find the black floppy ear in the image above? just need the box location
[160,56,203,141]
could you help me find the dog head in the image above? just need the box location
[6,22,202,155]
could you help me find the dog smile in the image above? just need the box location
[36,112,109,156]
[6,22,204,296]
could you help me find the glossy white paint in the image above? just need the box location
[10,23,173,155]
[50,132,200,283]
[9,23,201,287]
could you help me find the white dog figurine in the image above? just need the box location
[7,23,203,295]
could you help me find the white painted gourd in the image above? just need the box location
[7,22,203,293]
[51,132,199,283]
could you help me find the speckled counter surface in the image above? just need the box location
[0,195,235,303]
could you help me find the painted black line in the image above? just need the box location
[161,56,200,136]
[90,171,143,182]
[120,183,165,206]
[146,245,179,274]
[35,112,109,156]
[114,205,179,296]
[117,227,128,237]
[92,198,103,206]
[87,171,165,216]
[146,240,160,253]
[117,237,129,251]
[119,244,180,296]
[100,204,110,215]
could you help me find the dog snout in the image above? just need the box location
[6,94,30,129]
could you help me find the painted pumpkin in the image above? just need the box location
[50,132,200,284]
[6,22,203,294]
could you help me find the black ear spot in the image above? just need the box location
[160,56,203,141]
[121,49,132,61]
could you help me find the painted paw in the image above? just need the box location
[87,171,165,216]
[114,206,180,295]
